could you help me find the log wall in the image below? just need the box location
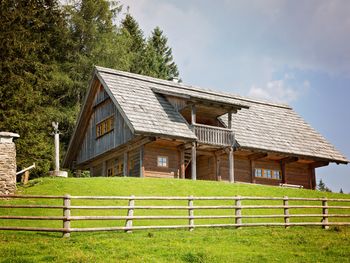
[143,142,179,178]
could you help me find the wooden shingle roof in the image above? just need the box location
[96,66,348,164]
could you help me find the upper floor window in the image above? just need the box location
[157,156,168,167]
[96,116,114,138]
[255,168,281,180]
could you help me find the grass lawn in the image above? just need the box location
[0,177,349,262]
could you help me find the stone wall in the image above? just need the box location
[0,133,18,195]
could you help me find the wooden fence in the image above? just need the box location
[0,194,350,237]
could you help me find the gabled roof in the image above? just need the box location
[65,66,348,166]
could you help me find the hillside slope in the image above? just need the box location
[15,177,349,198]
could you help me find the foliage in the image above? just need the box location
[318,179,332,192]
[0,0,180,176]
[0,0,73,175]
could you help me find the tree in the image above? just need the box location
[317,179,332,192]
[0,0,72,176]
[146,27,179,80]
[340,188,344,194]
[120,13,146,74]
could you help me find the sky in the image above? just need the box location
[119,0,350,192]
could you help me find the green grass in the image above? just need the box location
[1,177,350,262]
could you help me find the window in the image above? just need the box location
[255,168,262,177]
[255,168,281,180]
[273,170,281,180]
[96,116,114,138]
[157,156,168,167]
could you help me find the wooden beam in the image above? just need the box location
[102,161,107,177]
[139,145,144,177]
[191,104,196,125]
[180,150,185,179]
[250,160,256,183]
[197,150,215,156]
[281,161,286,184]
[228,109,232,129]
[229,147,234,183]
[191,142,197,180]
[123,152,128,177]
[310,161,329,168]
[309,166,316,190]
[280,156,299,164]
[248,152,268,160]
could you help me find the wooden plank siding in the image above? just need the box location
[77,85,133,165]
[143,142,179,178]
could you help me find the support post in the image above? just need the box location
[180,150,185,179]
[63,194,71,238]
[283,196,290,229]
[250,160,255,183]
[102,161,107,177]
[191,142,196,180]
[125,195,135,233]
[139,146,144,177]
[188,195,194,231]
[214,154,221,181]
[235,196,242,228]
[281,161,286,184]
[123,152,128,177]
[229,147,234,183]
[322,198,329,229]
[228,109,232,129]
[191,104,196,125]
[23,171,29,185]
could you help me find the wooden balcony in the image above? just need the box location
[191,124,234,146]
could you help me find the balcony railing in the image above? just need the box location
[191,124,234,146]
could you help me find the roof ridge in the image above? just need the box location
[95,66,292,110]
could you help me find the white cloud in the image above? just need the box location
[248,80,297,103]
[247,75,310,104]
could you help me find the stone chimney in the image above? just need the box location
[0,132,19,195]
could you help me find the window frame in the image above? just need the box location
[157,156,169,168]
[254,168,281,180]
[96,115,114,139]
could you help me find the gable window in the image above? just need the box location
[96,116,114,138]
[255,168,281,180]
[157,156,168,167]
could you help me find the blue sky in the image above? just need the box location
[120,0,350,192]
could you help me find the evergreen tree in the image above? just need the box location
[147,27,179,80]
[317,179,332,192]
[120,13,146,74]
[340,188,344,194]
[0,0,72,176]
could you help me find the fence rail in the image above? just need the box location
[0,194,349,237]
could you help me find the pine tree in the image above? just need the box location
[0,0,72,176]
[147,26,179,80]
[120,13,146,74]
[317,179,332,192]
[340,188,344,194]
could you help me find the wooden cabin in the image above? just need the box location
[63,66,348,189]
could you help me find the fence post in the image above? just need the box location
[235,195,242,228]
[322,197,329,230]
[125,195,134,233]
[283,196,290,229]
[63,194,71,238]
[188,195,194,231]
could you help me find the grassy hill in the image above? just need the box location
[1,177,350,262]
